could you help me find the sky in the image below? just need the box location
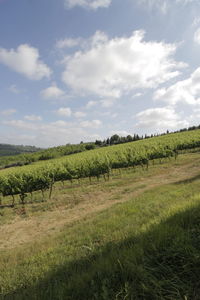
[0,0,200,147]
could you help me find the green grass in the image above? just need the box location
[0,152,192,225]
[1,153,200,299]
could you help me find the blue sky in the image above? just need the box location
[0,0,200,147]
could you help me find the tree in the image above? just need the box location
[95,140,102,146]
[85,144,95,150]
[126,135,133,142]
[110,134,120,145]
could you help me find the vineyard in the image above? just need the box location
[0,142,96,169]
[1,129,200,206]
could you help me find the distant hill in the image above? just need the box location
[0,144,42,157]
[0,142,96,169]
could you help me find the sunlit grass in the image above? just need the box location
[1,152,200,299]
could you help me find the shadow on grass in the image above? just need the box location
[174,173,200,185]
[4,203,200,300]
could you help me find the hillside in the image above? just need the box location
[1,129,200,202]
[0,142,96,169]
[0,143,41,157]
[0,129,200,299]
[1,128,199,170]
[1,151,200,299]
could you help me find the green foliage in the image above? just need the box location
[0,143,97,169]
[0,144,41,156]
[0,129,200,202]
[85,144,96,150]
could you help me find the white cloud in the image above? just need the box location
[62,30,186,99]
[56,38,82,49]
[55,108,86,118]
[90,31,108,47]
[138,0,168,13]
[132,92,143,98]
[100,98,116,108]
[65,0,196,12]
[187,110,200,125]
[65,0,112,10]
[57,31,108,51]
[194,28,200,44]
[51,120,71,127]
[2,119,101,147]
[9,84,21,94]
[192,17,200,27]
[110,130,132,136]
[56,107,72,117]
[137,0,197,13]
[80,119,102,128]
[74,111,87,118]
[0,133,37,145]
[135,107,188,131]
[41,83,65,99]
[176,0,197,4]
[0,44,51,80]
[99,111,118,118]
[24,115,42,121]
[154,67,200,105]
[1,109,17,116]
[2,120,38,130]
[86,100,98,109]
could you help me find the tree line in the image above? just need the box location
[95,124,200,147]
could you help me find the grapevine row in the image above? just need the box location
[0,129,200,204]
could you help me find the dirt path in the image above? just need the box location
[0,157,200,250]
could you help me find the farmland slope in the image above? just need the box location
[1,149,200,299]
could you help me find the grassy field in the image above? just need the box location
[1,152,200,299]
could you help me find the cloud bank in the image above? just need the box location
[0,44,51,80]
[62,30,186,99]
